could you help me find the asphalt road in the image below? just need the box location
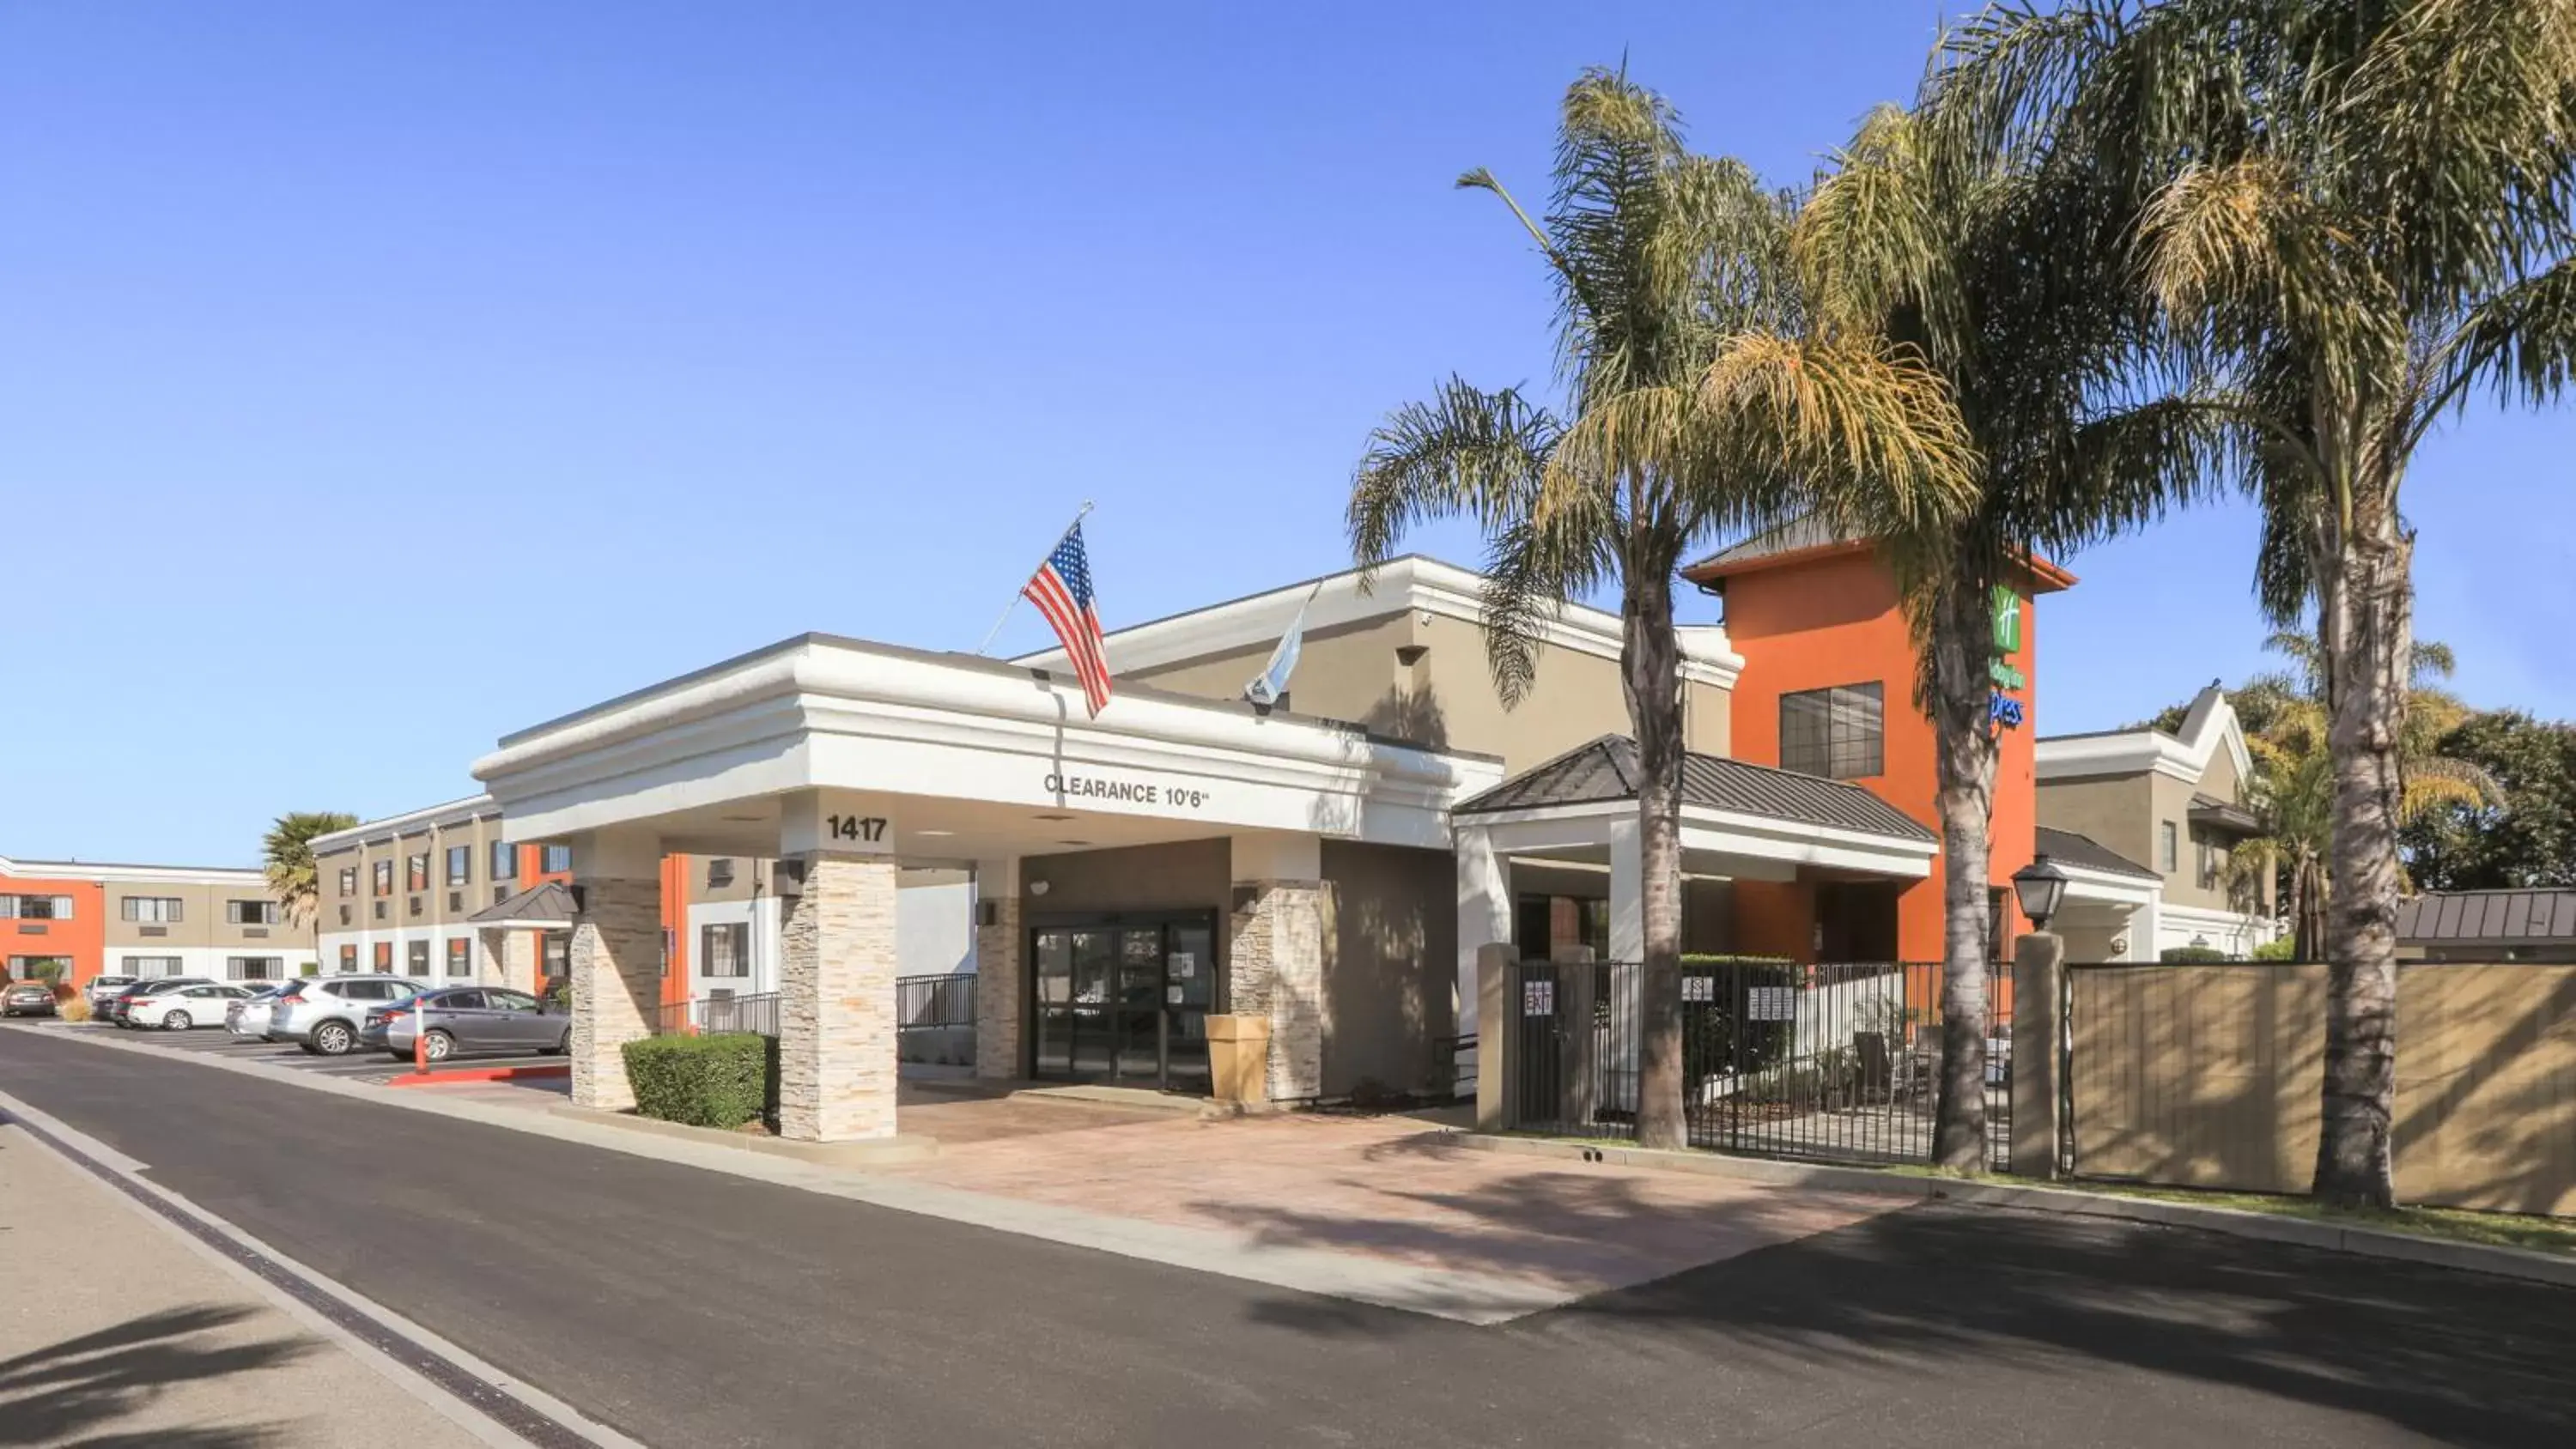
[3,1025,2572,1448]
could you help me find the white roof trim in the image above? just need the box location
[0,855,273,888]
[2035,685,2253,785]
[310,794,501,853]
[1012,555,1745,690]
[1450,797,1936,879]
[2057,864,2160,908]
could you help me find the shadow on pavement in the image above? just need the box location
[0,1303,314,1448]
[1535,1202,2576,1449]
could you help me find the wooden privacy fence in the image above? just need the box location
[2067,962,2576,1216]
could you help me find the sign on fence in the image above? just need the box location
[1747,985,1796,1021]
[1522,979,1554,1016]
[1681,976,1713,1003]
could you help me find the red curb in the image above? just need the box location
[385,1064,572,1088]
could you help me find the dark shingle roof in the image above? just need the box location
[2035,826,2160,881]
[1454,736,1933,842]
[2397,889,2576,946]
[468,880,578,928]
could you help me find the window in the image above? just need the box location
[446,937,471,977]
[701,922,750,979]
[374,860,394,896]
[339,944,357,973]
[1779,682,1886,779]
[2159,820,2179,873]
[490,840,517,885]
[122,955,185,978]
[541,844,572,875]
[541,933,570,979]
[374,941,393,971]
[446,845,471,885]
[338,866,357,898]
[487,988,540,1013]
[707,858,735,888]
[341,980,395,1002]
[228,956,282,981]
[0,894,76,920]
[406,854,429,892]
[121,896,184,924]
[227,900,279,926]
[407,940,431,977]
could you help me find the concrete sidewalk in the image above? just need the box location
[0,1123,495,1448]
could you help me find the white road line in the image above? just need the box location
[0,1084,650,1449]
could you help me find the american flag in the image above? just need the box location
[1024,521,1113,716]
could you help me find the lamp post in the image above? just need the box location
[2006,855,2071,1180]
[2011,856,2069,934]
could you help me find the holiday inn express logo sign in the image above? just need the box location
[1988,585,2026,730]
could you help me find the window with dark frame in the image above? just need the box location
[406,854,429,892]
[446,845,471,885]
[446,937,471,976]
[2159,820,2179,874]
[490,839,516,884]
[226,900,278,925]
[0,894,75,920]
[541,844,572,875]
[374,859,394,896]
[338,866,357,897]
[339,944,357,973]
[701,922,750,979]
[1778,682,1886,780]
[228,956,281,982]
[374,941,393,971]
[121,896,184,924]
[407,940,430,977]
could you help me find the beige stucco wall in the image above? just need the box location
[1318,840,1456,1099]
[2069,961,2576,1215]
[2037,774,2151,864]
[98,877,297,953]
[1123,607,1732,774]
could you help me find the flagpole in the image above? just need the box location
[975,500,1094,656]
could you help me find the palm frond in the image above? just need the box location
[1347,378,1560,579]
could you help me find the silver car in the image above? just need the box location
[225,984,293,1040]
[362,986,571,1063]
[264,974,428,1057]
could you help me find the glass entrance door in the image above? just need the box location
[1029,913,1216,1092]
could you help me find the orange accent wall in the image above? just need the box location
[3,878,106,989]
[1714,547,2044,964]
[659,852,690,1013]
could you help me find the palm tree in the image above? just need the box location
[2231,634,2503,960]
[1348,68,1978,1149]
[263,812,358,961]
[1942,0,2576,1205]
[1799,94,2200,1168]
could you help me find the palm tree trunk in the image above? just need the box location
[1624,563,1688,1152]
[1928,579,1996,1170]
[2292,852,2328,963]
[2312,504,2413,1209]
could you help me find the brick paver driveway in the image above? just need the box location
[883,1098,1902,1297]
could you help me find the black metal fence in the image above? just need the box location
[652,991,784,1039]
[896,973,976,1032]
[1506,957,2012,1171]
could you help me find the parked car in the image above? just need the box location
[226,984,292,1040]
[103,978,216,1027]
[265,974,428,1056]
[361,986,570,1063]
[127,983,254,1031]
[83,974,141,1011]
[3,982,58,1017]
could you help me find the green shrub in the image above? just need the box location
[2160,944,2232,963]
[2249,937,2300,961]
[621,1034,771,1129]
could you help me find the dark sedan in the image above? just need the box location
[361,986,571,1063]
[3,982,57,1017]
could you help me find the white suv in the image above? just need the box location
[265,975,428,1056]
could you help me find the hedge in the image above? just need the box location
[621,1033,772,1129]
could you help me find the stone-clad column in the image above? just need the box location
[973,858,1022,1081]
[1230,833,1327,1104]
[777,851,901,1142]
[569,877,664,1113]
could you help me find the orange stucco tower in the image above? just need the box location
[1683,524,2072,964]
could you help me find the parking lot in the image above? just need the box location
[10,1018,567,1084]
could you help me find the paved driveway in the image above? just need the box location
[885,1102,1916,1296]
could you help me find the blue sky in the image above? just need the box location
[3,2,2566,866]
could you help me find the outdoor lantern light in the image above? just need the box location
[2012,856,2069,932]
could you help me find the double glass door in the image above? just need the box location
[1030,913,1215,1093]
